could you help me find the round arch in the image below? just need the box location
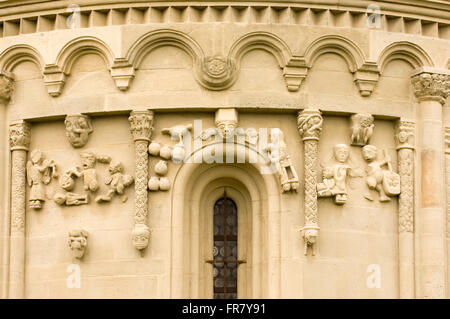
[170,143,282,298]
[0,44,45,73]
[378,41,434,74]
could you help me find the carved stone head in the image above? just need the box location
[333,144,350,163]
[215,108,238,139]
[132,224,150,250]
[30,149,44,164]
[60,171,76,191]
[362,145,377,162]
[64,114,93,148]
[68,229,88,259]
[0,74,13,103]
[80,150,96,169]
[109,160,123,175]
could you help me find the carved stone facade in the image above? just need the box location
[0,0,449,300]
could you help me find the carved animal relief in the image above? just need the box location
[96,160,134,203]
[350,113,374,146]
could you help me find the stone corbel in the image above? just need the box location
[283,57,308,92]
[0,71,14,103]
[43,64,66,97]
[111,59,135,91]
[353,63,380,97]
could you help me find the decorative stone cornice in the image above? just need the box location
[0,71,14,103]
[297,109,323,141]
[9,120,31,151]
[411,67,450,104]
[396,120,415,151]
[129,110,154,142]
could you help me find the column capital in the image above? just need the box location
[395,119,415,150]
[128,110,154,142]
[9,120,31,151]
[297,109,323,141]
[411,67,450,105]
[0,71,14,104]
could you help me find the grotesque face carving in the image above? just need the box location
[68,230,88,259]
[64,115,93,148]
[304,229,318,244]
[80,150,96,169]
[216,120,238,139]
[362,145,377,162]
[333,144,349,163]
[132,224,150,250]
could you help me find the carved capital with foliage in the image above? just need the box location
[9,121,31,151]
[297,109,323,141]
[411,68,450,104]
[129,110,154,142]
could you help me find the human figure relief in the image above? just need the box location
[301,226,319,256]
[317,144,360,205]
[264,128,299,192]
[26,149,58,209]
[362,145,400,202]
[74,150,111,193]
[95,160,134,203]
[53,170,88,206]
[64,114,93,148]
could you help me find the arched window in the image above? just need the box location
[212,193,238,299]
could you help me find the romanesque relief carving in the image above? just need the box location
[197,109,258,147]
[264,128,299,192]
[95,160,134,203]
[68,229,88,259]
[0,72,14,103]
[297,109,322,256]
[132,223,151,251]
[161,124,193,163]
[54,169,90,206]
[26,149,58,210]
[9,121,31,152]
[317,144,360,205]
[129,110,154,251]
[64,114,93,148]
[196,56,238,90]
[362,145,400,202]
[9,121,30,298]
[350,113,374,146]
[396,120,415,233]
[411,70,450,103]
[77,150,111,192]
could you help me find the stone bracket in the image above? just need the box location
[43,64,66,97]
[111,60,135,91]
[283,57,308,92]
[353,63,380,97]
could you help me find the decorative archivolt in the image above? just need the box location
[126,29,203,69]
[303,35,365,73]
[378,41,434,73]
[0,29,439,98]
[0,44,45,73]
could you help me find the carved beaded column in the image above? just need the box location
[395,120,415,299]
[0,72,13,298]
[297,109,323,255]
[129,111,154,251]
[8,120,30,298]
[411,68,449,298]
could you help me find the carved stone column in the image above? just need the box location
[129,111,153,251]
[8,120,30,298]
[297,109,323,256]
[0,72,13,299]
[395,119,415,299]
[445,127,450,299]
[411,68,449,298]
